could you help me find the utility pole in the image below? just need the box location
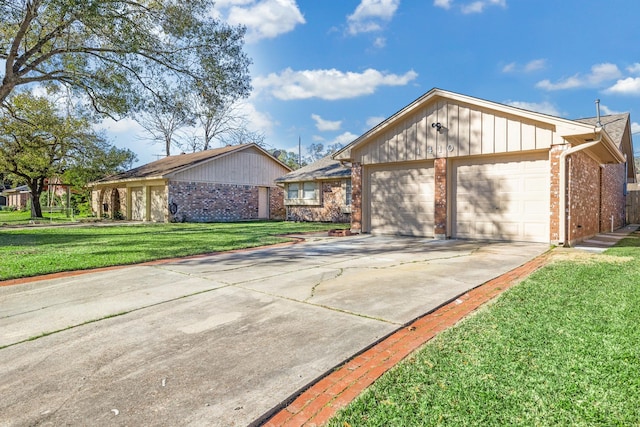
[298,136,301,168]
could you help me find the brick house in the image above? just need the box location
[89,144,291,222]
[275,156,352,223]
[333,88,635,246]
[1,185,30,209]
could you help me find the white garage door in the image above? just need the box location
[452,152,549,242]
[368,162,435,237]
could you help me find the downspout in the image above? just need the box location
[558,128,603,246]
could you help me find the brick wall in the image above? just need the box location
[600,162,626,232]
[434,158,447,238]
[269,186,286,220]
[549,146,563,243]
[286,180,350,223]
[567,151,601,244]
[351,163,362,233]
[169,181,263,222]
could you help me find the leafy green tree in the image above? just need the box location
[0,0,251,116]
[273,149,304,170]
[0,92,134,217]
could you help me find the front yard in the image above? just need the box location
[0,221,347,281]
[329,234,640,426]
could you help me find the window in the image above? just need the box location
[287,183,299,199]
[345,179,352,205]
[303,182,316,199]
[285,181,319,205]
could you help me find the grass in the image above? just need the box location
[0,208,83,225]
[0,221,347,281]
[328,234,640,426]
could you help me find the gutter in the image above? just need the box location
[557,128,602,246]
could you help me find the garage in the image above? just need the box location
[367,162,435,236]
[452,152,550,242]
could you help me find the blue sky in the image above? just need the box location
[103,0,640,165]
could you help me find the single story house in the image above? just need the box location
[1,185,30,209]
[333,88,635,246]
[89,143,292,222]
[275,156,352,222]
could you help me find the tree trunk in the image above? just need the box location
[27,178,45,218]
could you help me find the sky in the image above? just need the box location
[101,0,640,166]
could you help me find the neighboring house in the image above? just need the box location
[89,144,292,223]
[1,185,30,209]
[275,156,352,223]
[333,88,636,246]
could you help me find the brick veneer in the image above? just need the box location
[286,180,350,223]
[549,145,563,243]
[434,158,447,238]
[567,151,601,243]
[350,163,362,233]
[600,162,626,232]
[269,186,286,220]
[168,181,278,222]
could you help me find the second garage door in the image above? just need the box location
[452,152,550,242]
[367,162,435,237]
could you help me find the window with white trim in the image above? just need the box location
[345,179,352,205]
[285,181,320,205]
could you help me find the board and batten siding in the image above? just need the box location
[354,100,555,164]
[171,148,289,186]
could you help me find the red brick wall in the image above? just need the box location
[168,181,269,222]
[600,162,626,232]
[549,146,563,243]
[434,158,447,237]
[351,163,362,233]
[269,186,286,220]
[567,151,601,244]
[286,180,350,223]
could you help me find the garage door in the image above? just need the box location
[452,152,549,242]
[368,162,435,237]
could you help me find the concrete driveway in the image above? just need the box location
[0,235,548,426]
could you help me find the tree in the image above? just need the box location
[185,98,265,152]
[0,0,251,116]
[273,149,304,170]
[135,87,193,156]
[305,142,344,163]
[0,92,134,217]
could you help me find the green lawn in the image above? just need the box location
[0,208,82,225]
[0,221,347,280]
[329,234,640,426]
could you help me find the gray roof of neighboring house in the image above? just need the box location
[275,156,351,183]
[1,185,30,195]
[575,113,629,148]
[92,143,286,184]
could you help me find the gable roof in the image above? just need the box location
[275,156,351,183]
[91,143,290,185]
[575,113,629,148]
[1,185,30,195]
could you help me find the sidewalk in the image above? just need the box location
[259,226,638,427]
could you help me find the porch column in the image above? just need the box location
[434,158,447,239]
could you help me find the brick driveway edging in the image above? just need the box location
[259,250,552,427]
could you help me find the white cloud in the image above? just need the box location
[537,63,621,91]
[217,0,305,43]
[433,0,452,9]
[96,117,145,134]
[311,114,342,132]
[238,102,276,135]
[347,0,400,35]
[366,116,386,128]
[502,59,546,74]
[373,37,387,48]
[331,131,359,146]
[524,59,547,72]
[605,77,640,95]
[631,122,640,135]
[627,63,640,75]
[505,100,561,116]
[254,68,418,100]
[600,104,622,115]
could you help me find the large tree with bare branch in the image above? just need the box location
[0,0,251,116]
